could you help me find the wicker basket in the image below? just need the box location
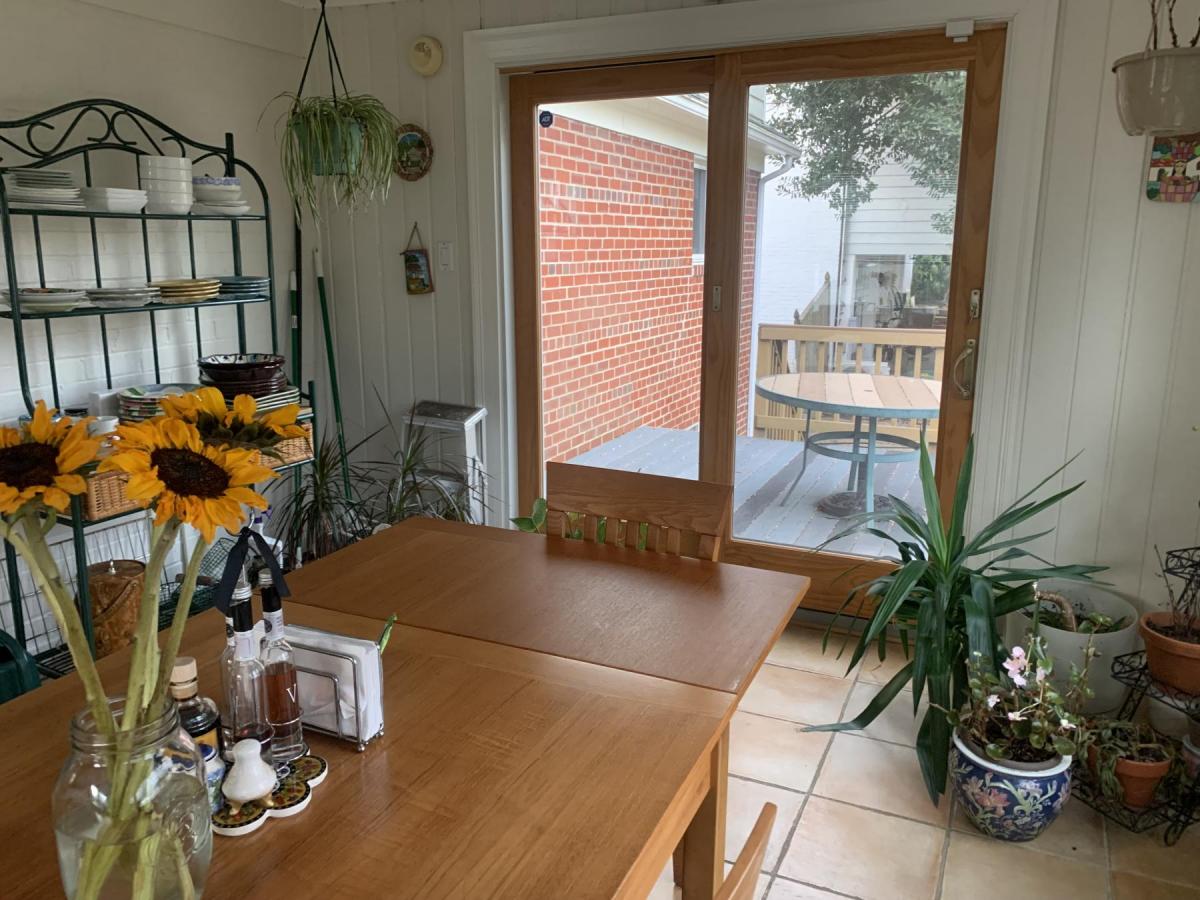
[83,421,313,520]
[84,469,141,521]
[260,422,314,469]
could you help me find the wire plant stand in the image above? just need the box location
[0,99,310,678]
[1069,650,1200,845]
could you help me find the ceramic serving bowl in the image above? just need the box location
[139,155,192,169]
[198,353,286,382]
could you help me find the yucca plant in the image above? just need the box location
[268,431,376,567]
[276,92,400,219]
[807,438,1105,804]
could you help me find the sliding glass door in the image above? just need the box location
[510,28,1006,610]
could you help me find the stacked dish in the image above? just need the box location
[0,287,90,313]
[192,176,250,216]
[118,383,202,422]
[4,169,84,210]
[149,278,220,304]
[80,187,148,214]
[215,275,270,299]
[198,353,288,399]
[85,285,161,309]
[140,156,193,214]
[241,385,301,412]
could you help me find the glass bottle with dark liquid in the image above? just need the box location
[259,570,304,763]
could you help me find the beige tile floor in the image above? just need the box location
[651,622,1200,900]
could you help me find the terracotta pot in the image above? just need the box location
[1140,612,1200,695]
[1113,755,1172,809]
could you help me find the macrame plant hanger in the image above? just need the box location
[294,0,353,500]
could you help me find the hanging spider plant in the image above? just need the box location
[277,92,400,219]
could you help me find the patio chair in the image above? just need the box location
[544,462,731,561]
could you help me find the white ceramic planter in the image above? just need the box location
[1113,47,1200,136]
[1006,580,1138,715]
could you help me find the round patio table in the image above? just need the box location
[755,372,942,516]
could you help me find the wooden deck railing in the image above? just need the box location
[753,323,945,444]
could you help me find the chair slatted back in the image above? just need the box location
[544,463,731,561]
[716,803,777,900]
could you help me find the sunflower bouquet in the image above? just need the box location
[0,392,301,899]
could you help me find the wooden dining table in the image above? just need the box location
[0,519,807,898]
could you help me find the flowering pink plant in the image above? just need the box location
[952,636,1093,765]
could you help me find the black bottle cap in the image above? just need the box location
[231,598,253,633]
[258,568,282,613]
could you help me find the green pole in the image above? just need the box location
[314,247,352,498]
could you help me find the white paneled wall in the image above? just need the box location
[1014,0,1200,611]
[0,0,302,421]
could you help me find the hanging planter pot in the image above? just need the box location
[290,114,363,177]
[1113,48,1200,136]
[273,0,400,219]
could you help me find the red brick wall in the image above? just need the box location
[539,114,758,463]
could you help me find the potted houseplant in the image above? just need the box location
[949,636,1090,841]
[1113,0,1200,135]
[1141,546,1200,694]
[278,93,400,219]
[1083,719,1174,809]
[1007,580,1136,714]
[806,438,1105,805]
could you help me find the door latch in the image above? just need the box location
[711,285,722,311]
[969,288,982,320]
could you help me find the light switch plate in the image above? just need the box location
[437,240,454,272]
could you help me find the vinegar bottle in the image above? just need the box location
[259,570,305,763]
[224,581,270,758]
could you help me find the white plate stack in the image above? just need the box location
[80,187,148,214]
[139,156,193,215]
[4,169,84,210]
[192,176,250,216]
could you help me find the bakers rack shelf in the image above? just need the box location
[0,99,310,680]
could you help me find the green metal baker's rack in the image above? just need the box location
[0,98,311,680]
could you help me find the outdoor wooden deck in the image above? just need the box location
[569,426,928,558]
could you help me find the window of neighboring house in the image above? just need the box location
[692,166,707,263]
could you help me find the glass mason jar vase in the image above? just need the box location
[52,697,214,899]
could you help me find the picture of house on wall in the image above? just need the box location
[404,248,434,294]
[1146,133,1200,203]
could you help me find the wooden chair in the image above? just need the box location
[716,803,777,900]
[544,462,732,561]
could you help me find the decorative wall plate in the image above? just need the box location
[395,124,433,182]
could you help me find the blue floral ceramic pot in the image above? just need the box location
[951,731,1072,842]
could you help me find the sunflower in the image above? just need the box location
[99,417,276,542]
[0,401,101,516]
[162,388,307,443]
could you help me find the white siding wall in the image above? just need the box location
[845,162,955,259]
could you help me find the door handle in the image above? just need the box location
[951,339,977,399]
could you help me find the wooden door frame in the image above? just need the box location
[508,27,1006,613]
[716,27,1007,611]
[509,58,718,512]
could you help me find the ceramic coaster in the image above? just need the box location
[212,753,327,837]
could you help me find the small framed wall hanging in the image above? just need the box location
[1146,133,1200,202]
[403,223,434,295]
[395,124,433,182]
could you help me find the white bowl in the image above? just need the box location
[139,156,192,169]
[146,200,194,215]
[195,184,243,198]
[140,168,193,182]
[86,197,148,213]
[143,179,194,195]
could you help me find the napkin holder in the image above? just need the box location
[284,624,384,751]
